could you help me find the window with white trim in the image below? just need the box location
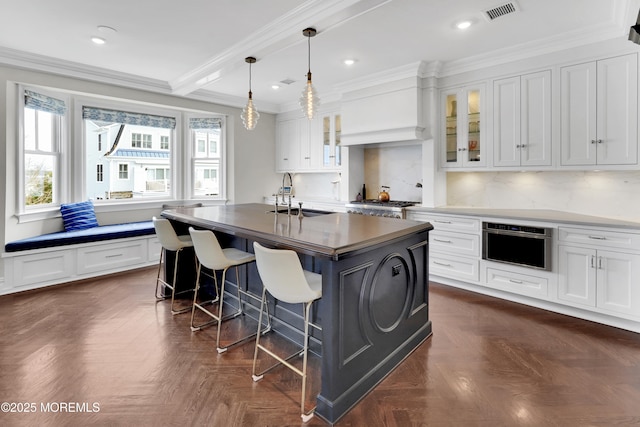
[22,89,66,209]
[119,164,129,179]
[190,117,223,198]
[18,86,227,217]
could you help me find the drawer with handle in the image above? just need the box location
[430,230,480,257]
[558,227,640,251]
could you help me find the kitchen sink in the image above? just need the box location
[268,208,332,217]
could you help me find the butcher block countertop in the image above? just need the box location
[162,203,432,260]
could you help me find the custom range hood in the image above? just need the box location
[338,61,430,146]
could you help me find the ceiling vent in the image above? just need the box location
[279,78,296,85]
[483,1,520,21]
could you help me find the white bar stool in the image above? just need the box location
[153,216,195,315]
[189,228,270,353]
[251,242,322,423]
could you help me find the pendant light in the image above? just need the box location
[241,56,260,130]
[299,28,320,120]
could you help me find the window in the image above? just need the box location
[22,89,66,209]
[131,133,141,148]
[83,106,175,201]
[19,87,226,218]
[190,117,223,197]
[119,164,129,179]
[146,167,170,192]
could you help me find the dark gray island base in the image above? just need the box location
[162,203,433,424]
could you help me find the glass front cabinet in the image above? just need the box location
[441,85,486,168]
[321,112,341,169]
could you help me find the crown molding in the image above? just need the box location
[0,45,172,94]
[437,14,629,78]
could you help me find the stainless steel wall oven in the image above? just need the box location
[482,222,553,271]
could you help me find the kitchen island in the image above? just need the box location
[162,203,433,424]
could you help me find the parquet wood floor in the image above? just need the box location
[1,267,640,426]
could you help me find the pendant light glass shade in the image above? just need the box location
[299,28,320,120]
[241,57,259,130]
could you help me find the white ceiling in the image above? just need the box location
[1,0,638,113]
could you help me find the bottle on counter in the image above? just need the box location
[355,192,362,202]
[362,184,366,200]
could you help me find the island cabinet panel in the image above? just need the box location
[162,204,432,424]
[316,230,431,423]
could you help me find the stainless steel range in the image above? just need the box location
[345,200,416,219]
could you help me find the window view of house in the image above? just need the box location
[83,107,174,201]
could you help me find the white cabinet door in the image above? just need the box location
[561,62,598,165]
[521,70,552,167]
[596,249,640,317]
[275,119,300,172]
[558,245,597,307]
[298,118,313,170]
[596,55,638,165]
[493,76,521,167]
[494,71,552,168]
[561,54,638,166]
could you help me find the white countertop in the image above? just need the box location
[406,206,640,230]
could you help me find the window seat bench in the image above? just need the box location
[2,221,160,295]
[4,221,155,252]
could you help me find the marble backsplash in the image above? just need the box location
[447,171,640,222]
[363,145,423,202]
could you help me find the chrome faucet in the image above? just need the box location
[281,172,293,204]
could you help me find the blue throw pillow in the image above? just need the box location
[60,200,99,231]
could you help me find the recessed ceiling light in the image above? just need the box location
[344,59,356,66]
[91,36,106,45]
[456,20,472,30]
[271,84,280,90]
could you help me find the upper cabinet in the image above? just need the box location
[321,111,342,169]
[276,109,342,173]
[493,70,552,168]
[441,84,486,168]
[560,54,638,167]
[275,118,301,173]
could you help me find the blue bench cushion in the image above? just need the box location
[5,221,155,252]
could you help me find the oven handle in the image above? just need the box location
[483,228,551,239]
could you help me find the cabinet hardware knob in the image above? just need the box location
[598,257,604,269]
[588,235,606,240]
[591,255,596,268]
[591,140,596,144]
[597,139,603,144]
[509,279,523,284]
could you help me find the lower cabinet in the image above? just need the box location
[558,244,640,318]
[409,210,640,331]
[407,211,481,283]
[2,235,158,295]
[485,266,549,299]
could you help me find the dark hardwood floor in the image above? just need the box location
[1,267,640,426]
